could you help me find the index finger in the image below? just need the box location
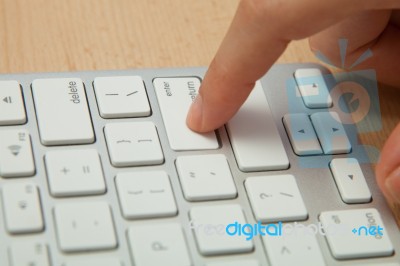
[186,0,397,132]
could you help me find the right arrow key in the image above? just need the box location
[310,112,351,154]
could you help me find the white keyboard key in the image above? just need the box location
[128,223,191,266]
[245,175,307,223]
[226,82,289,171]
[310,112,351,154]
[94,76,150,118]
[262,230,325,266]
[65,258,121,266]
[1,183,43,233]
[0,130,35,177]
[319,208,393,259]
[9,242,50,266]
[153,77,218,151]
[207,260,259,266]
[0,80,26,125]
[54,202,117,252]
[283,113,322,155]
[190,204,253,255]
[330,158,371,203]
[32,78,94,145]
[176,154,237,201]
[45,149,106,197]
[116,171,177,219]
[294,68,332,108]
[104,122,163,167]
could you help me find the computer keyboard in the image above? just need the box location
[0,63,399,266]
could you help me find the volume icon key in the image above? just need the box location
[0,80,26,125]
[3,96,12,103]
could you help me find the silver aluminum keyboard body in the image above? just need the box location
[0,63,399,266]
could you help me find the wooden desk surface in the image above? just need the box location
[1,0,399,206]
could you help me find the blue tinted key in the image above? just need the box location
[310,112,351,154]
[283,113,322,155]
[295,68,333,108]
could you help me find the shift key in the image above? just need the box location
[32,78,94,146]
[153,77,218,151]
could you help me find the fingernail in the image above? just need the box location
[385,166,400,203]
[186,94,204,130]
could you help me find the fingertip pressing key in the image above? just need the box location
[186,93,204,132]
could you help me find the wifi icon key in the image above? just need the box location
[0,129,35,178]
[8,145,22,156]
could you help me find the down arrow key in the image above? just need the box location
[330,158,371,203]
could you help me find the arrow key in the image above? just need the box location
[310,112,351,154]
[330,158,371,203]
[283,113,322,155]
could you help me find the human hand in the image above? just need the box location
[186,0,400,206]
